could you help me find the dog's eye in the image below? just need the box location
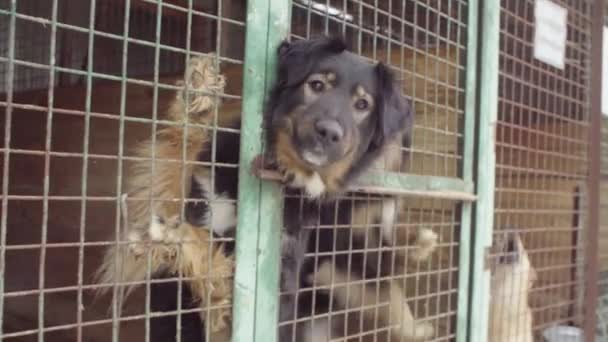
[308,80,325,92]
[355,99,369,111]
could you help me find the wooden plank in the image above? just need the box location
[599,181,608,270]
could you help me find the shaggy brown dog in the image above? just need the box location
[97,37,430,342]
[96,56,234,339]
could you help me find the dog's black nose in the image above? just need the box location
[314,119,344,145]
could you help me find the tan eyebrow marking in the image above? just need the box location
[354,85,373,103]
[305,73,335,90]
[355,85,367,97]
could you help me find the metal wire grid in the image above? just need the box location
[0,0,192,93]
[291,0,467,179]
[0,1,56,93]
[0,0,243,340]
[277,1,469,340]
[492,0,593,339]
[277,195,461,341]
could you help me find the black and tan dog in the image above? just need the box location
[265,37,410,197]
[96,37,436,342]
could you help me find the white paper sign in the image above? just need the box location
[533,0,568,69]
[602,26,608,116]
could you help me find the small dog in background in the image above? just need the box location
[489,231,537,342]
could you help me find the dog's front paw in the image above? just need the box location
[308,261,334,286]
[409,227,438,262]
[126,215,183,256]
[400,321,435,341]
[280,168,326,198]
[126,230,147,256]
[182,56,226,118]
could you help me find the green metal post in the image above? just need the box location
[253,2,292,342]
[469,1,500,342]
[456,0,479,341]
[233,1,291,342]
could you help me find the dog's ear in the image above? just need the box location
[276,36,347,87]
[278,40,291,56]
[373,62,413,148]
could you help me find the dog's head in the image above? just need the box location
[265,37,413,197]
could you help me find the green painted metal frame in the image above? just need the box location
[232,1,291,342]
[456,0,479,341]
[255,168,476,200]
[468,1,501,342]
[354,172,475,200]
[233,1,487,342]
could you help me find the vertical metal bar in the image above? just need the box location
[232,0,271,338]
[145,1,163,341]
[469,1,500,342]
[112,1,131,341]
[39,1,59,340]
[206,1,229,340]
[76,1,97,341]
[456,0,479,341]
[584,1,603,340]
[0,0,16,336]
[254,2,291,342]
[232,1,290,342]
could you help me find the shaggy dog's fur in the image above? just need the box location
[96,57,234,340]
[96,37,436,342]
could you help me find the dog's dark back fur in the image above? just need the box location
[151,37,414,342]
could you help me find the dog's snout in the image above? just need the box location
[314,119,344,145]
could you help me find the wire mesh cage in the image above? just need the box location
[0,0,605,341]
[0,0,243,340]
[291,0,467,179]
[276,1,472,341]
[491,0,596,340]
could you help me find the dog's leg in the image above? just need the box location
[312,262,434,342]
[162,220,234,335]
[126,55,226,244]
[279,222,312,342]
[298,317,332,342]
[385,280,434,341]
[126,216,234,337]
[281,167,326,198]
[408,228,438,263]
[96,55,226,302]
[379,197,398,245]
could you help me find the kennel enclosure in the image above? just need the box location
[0,0,605,341]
